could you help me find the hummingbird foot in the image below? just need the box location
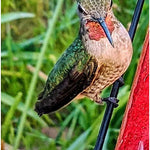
[117,77,124,87]
[94,94,103,104]
[95,99,103,104]
[102,97,119,107]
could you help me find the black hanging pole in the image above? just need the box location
[128,0,145,40]
[94,0,145,150]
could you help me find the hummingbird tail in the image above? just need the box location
[34,103,43,116]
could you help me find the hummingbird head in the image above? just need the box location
[77,0,114,46]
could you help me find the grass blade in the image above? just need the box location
[1,92,47,127]
[67,128,91,150]
[14,0,64,149]
[1,12,35,23]
[2,92,22,139]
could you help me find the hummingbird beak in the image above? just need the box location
[98,18,114,47]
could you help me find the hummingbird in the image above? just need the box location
[35,0,132,116]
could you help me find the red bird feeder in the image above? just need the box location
[115,31,149,150]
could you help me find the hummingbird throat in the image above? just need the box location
[86,17,115,41]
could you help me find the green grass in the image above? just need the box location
[1,0,149,150]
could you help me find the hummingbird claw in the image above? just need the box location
[102,97,119,107]
[95,98,103,105]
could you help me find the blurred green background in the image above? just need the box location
[1,0,149,149]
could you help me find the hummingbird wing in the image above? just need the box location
[35,36,98,115]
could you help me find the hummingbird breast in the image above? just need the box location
[81,17,133,101]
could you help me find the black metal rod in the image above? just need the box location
[94,0,145,149]
[129,0,145,40]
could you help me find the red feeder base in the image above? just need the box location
[115,31,149,150]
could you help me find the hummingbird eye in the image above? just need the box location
[78,4,87,15]
[78,4,83,13]
[110,0,113,8]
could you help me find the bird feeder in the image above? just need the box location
[115,30,149,150]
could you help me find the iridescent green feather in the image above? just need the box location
[77,0,109,11]
[42,35,91,97]
[36,35,98,114]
